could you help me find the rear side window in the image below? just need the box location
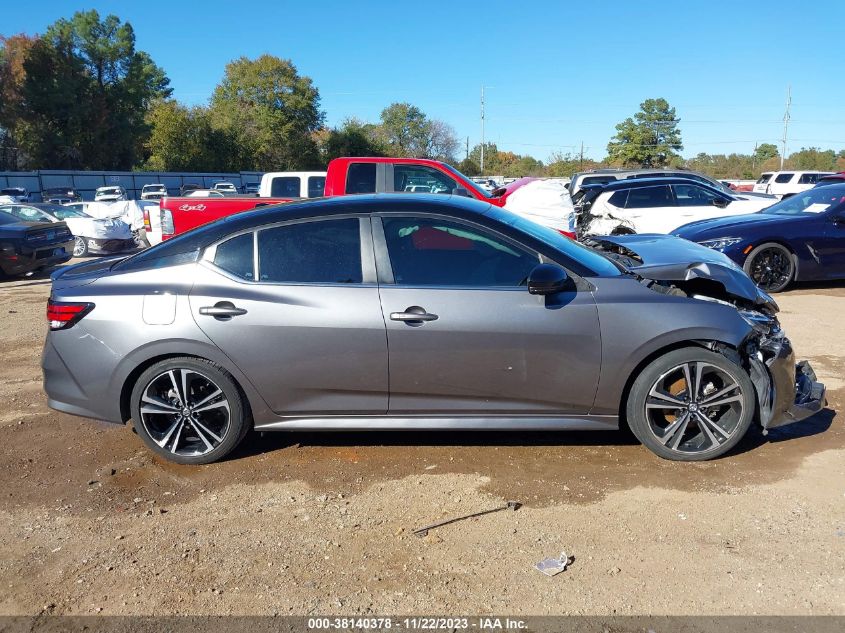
[798,173,819,184]
[775,173,794,183]
[307,176,326,198]
[270,177,301,198]
[213,233,254,280]
[607,190,628,207]
[345,163,377,194]
[257,218,362,284]
[624,185,673,208]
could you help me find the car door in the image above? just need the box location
[189,216,389,416]
[373,213,601,416]
[670,183,736,228]
[620,185,676,233]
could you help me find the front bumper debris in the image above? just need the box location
[785,361,826,424]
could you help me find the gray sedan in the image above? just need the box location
[42,195,825,464]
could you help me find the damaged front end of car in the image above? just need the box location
[587,234,826,431]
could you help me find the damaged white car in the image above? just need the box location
[574,177,775,236]
[0,203,135,257]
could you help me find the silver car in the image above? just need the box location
[42,195,825,464]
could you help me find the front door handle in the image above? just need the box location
[199,301,248,320]
[390,305,438,325]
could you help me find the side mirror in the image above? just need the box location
[712,197,730,209]
[527,263,568,295]
[452,187,471,197]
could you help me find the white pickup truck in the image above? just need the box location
[258,171,327,198]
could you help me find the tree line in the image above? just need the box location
[2,12,843,179]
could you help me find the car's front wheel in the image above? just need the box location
[626,347,756,461]
[72,236,88,257]
[130,357,250,464]
[743,242,795,293]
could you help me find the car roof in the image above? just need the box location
[587,176,723,192]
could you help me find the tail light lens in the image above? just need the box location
[160,209,174,239]
[47,300,94,331]
[143,208,151,231]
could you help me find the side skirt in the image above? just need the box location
[253,415,619,432]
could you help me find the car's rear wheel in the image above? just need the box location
[744,242,794,293]
[626,347,755,461]
[73,237,88,257]
[130,357,249,464]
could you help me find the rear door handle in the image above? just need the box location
[199,301,247,319]
[390,306,438,324]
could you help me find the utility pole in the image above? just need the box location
[465,136,469,161]
[579,141,584,169]
[781,85,791,170]
[480,85,485,175]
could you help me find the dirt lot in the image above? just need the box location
[0,263,843,616]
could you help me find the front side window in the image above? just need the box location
[672,183,721,207]
[345,163,377,194]
[393,165,457,195]
[757,174,772,184]
[381,216,539,287]
[258,218,362,284]
[798,173,819,184]
[270,177,301,198]
[775,173,794,183]
[307,176,326,198]
[214,233,254,280]
[624,185,673,209]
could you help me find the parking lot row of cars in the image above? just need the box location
[0,180,255,204]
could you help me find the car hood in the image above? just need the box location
[673,211,802,237]
[590,234,778,312]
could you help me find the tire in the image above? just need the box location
[130,357,250,464]
[626,347,756,461]
[73,236,88,257]
[743,242,794,293]
[134,230,151,248]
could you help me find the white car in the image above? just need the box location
[94,186,128,202]
[752,171,833,198]
[0,202,135,257]
[211,181,238,194]
[502,178,576,236]
[576,178,775,236]
[140,184,168,200]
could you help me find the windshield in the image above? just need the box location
[441,164,493,199]
[144,185,166,192]
[762,186,845,215]
[98,188,122,195]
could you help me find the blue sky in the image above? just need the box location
[4,0,844,162]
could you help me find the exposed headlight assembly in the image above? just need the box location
[738,308,779,336]
[698,237,743,250]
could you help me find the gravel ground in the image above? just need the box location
[0,263,843,616]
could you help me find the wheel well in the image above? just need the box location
[617,340,737,431]
[118,353,255,425]
[744,240,799,277]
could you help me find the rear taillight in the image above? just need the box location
[160,209,174,239]
[47,300,94,331]
[143,208,151,231]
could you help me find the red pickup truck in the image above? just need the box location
[159,157,523,240]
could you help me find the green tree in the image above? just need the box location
[377,102,459,161]
[788,147,837,171]
[14,10,170,169]
[209,54,324,171]
[143,100,235,172]
[318,118,385,164]
[606,98,683,167]
[457,157,480,176]
[754,143,779,164]
[0,34,37,169]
